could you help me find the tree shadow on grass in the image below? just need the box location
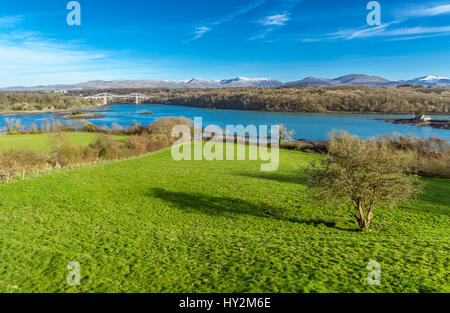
[148,188,357,232]
[237,172,308,185]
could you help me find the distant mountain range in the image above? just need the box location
[285,74,450,87]
[1,74,450,91]
[403,76,450,87]
[285,74,397,87]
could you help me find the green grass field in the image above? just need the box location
[0,133,125,152]
[0,143,448,293]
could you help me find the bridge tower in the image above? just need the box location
[103,92,108,105]
[135,95,139,105]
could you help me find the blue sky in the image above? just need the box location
[0,0,449,87]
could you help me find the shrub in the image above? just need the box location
[124,134,176,156]
[146,137,171,152]
[0,153,20,182]
[34,104,44,110]
[14,149,48,168]
[0,117,196,183]
[49,133,80,167]
[0,150,48,182]
[280,140,328,153]
[148,117,193,145]
[6,130,43,135]
[382,134,450,178]
[125,135,149,155]
[307,131,423,231]
[86,134,124,159]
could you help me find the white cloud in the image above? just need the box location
[251,1,302,41]
[331,24,450,40]
[184,0,267,43]
[182,26,211,44]
[313,3,450,42]
[299,2,450,43]
[0,27,165,87]
[193,27,211,40]
[0,15,23,28]
[0,40,107,86]
[330,23,394,39]
[403,4,450,17]
[259,13,290,26]
[0,12,177,87]
[384,25,450,36]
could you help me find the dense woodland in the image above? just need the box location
[1,85,449,113]
[0,92,95,111]
[74,85,450,114]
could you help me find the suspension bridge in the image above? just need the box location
[83,92,153,105]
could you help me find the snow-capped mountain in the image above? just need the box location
[404,76,450,87]
[0,77,283,91]
[219,77,282,87]
[1,75,449,91]
[286,74,450,87]
[285,74,398,87]
[183,78,220,88]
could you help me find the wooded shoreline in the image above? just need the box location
[1,85,450,115]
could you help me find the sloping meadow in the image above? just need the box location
[0,145,448,292]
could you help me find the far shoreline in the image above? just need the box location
[0,102,449,117]
[0,104,109,116]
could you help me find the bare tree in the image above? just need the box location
[278,124,295,144]
[4,118,23,133]
[307,131,423,231]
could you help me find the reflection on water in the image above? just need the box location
[0,104,448,141]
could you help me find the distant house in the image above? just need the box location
[420,115,432,122]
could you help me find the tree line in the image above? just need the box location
[73,85,450,114]
[1,85,449,113]
[0,92,95,111]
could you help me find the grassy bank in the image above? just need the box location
[0,133,125,152]
[0,143,448,293]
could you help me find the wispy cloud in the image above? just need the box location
[0,15,23,28]
[384,32,450,41]
[322,23,450,41]
[303,2,450,42]
[382,26,450,37]
[183,27,212,44]
[250,13,290,41]
[184,0,267,43]
[401,3,450,17]
[212,0,267,26]
[0,38,166,87]
[251,0,302,41]
[259,13,290,26]
[330,22,395,40]
[0,18,164,87]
